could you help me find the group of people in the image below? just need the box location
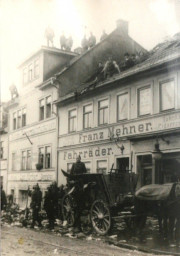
[44,26,108,52]
[28,182,65,230]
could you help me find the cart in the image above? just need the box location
[61,168,138,235]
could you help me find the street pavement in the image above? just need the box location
[1,225,157,256]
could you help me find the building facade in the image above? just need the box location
[56,36,180,188]
[7,46,77,207]
[0,103,9,192]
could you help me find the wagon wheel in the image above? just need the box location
[62,194,75,226]
[90,200,111,235]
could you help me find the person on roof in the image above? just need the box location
[100,30,108,41]
[60,32,67,50]
[124,53,135,69]
[103,56,120,78]
[70,155,87,175]
[44,26,54,47]
[81,35,89,51]
[88,32,96,48]
[65,36,73,51]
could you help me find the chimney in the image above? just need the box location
[116,19,128,35]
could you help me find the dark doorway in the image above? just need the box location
[116,157,129,171]
[137,154,152,186]
[162,152,180,183]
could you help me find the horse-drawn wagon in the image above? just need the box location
[61,167,138,235]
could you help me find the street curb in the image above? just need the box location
[111,241,180,256]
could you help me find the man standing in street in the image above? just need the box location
[1,186,7,211]
[29,184,42,228]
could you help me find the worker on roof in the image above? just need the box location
[45,26,54,47]
[65,35,73,51]
[103,56,120,78]
[100,29,108,41]
[88,32,96,48]
[81,35,88,52]
[60,32,66,50]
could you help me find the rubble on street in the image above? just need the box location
[1,203,180,255]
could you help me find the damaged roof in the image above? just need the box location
[58,32,180,102]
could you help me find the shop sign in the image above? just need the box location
[59,111,180,148]
[8,172,56,182]
[63,147,113,160]
[9,119,56,141]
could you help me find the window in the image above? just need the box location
[23,68,28,84]
[17,110,22,129]
[138,86,151,116]
[117,93,129,121]
[12,153,16,171]
[22,108,26,127]
[0,142,4,159]
[22,151,26,170]
[38,146,51,169]
[46,96,52,118]
[97,160,107,174]
[45,146,51,168]
[13,108,26,130]
[28,64,33,81]
[67,163,73,173]
[13,112,17,130]
[39,96,52,121]
[39,99,45,120]
[83,104,92,129]
[34,59,39,78]
[160,79,175,111]
[84,161,91,173]
[26,150,32,170]
[98,99,108,125]
[39,147,44,167]
[68,109,77,132]
[21,150,31,170]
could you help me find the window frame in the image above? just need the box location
[39,95,52,121]
[13,112,17,130]
[21,149,32,171]
[12,152,16,171]
[117,92,129,121]
[34,58,40,78]
[0,141,4,159]
[23,67,28,85]
[38,145,52,169]
[159,78,175,112]
[96,158,108,174]
[137,85,152,117]
[98,98,109,126]
[68,108,77,133]
[13,107,27,130]
[28,63,33,82]
[83,103,93,129]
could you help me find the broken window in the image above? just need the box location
[160,79,175,111]
[117,93,129,121]
[138,86,151,116]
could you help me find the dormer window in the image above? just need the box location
[23,68,28,85]
[28,64,33,81]
[34,59,39,78]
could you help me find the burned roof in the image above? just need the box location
[66,33,180,100]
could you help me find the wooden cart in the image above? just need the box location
[62,168,138,235]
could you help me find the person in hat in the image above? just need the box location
[103,56,120,78]
[88,32,96,48]
[29,184,42,228]
[70,155,87,175]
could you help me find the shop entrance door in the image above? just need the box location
[137,154,152,186]
[116,157,129,171]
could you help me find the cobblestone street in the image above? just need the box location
[1,225,157,256]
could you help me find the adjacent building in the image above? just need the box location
[0,102,9,192]
[7,46,77,207]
